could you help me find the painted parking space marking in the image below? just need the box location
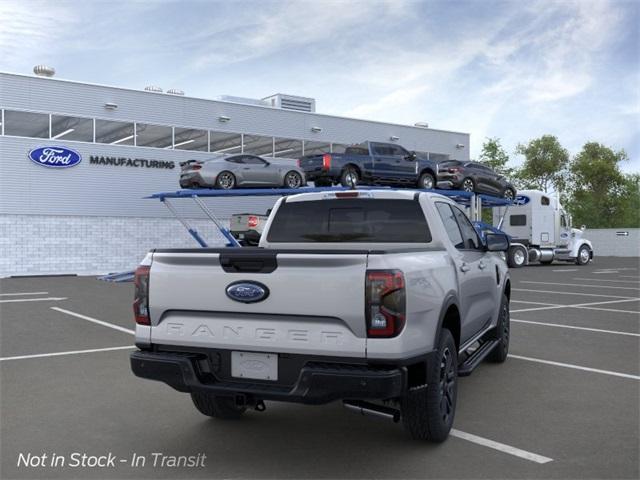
[450,429,553,464]
[0,345,135,362]
[0,291,49,296]
[621,275,640,279]
[511,298,640,313]
[520,281,640,291]
[552,269,578,272]
[511,300,563,307]
[51,307,135,335]
[573,277,640,284]
[512,288,636,299]
[512,319,640,337]
[0,297,67,303]
[509,355,640,380]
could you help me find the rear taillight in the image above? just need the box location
[448,167,460,173]
[322,153,332,170]
[248,215,259,228]
[297,159,301,167]
[191,164,202,170]
[133,265,150,325]
[365,270,405,338]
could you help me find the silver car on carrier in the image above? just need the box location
[180,154,306,189]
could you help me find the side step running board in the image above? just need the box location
[458,339,500,377]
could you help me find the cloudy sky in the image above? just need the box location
[1,0,638,171]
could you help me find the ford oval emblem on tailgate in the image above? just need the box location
[226,281,269,303]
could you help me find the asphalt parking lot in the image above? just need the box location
[1,257,639,479]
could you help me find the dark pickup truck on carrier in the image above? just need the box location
[298,141,441,189]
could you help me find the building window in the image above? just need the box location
[135,123,173,148]
[209,131,242,154]
[274,137,303,159]
[173,127,208,151]
[429,153,450,162]
[4,110,49,138]
[51,114,93,142]
[95,119,135,145]
[303,141,330,156]
[243,134,274,156]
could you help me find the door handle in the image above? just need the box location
[459,263,471,273]
[479,261,486,270]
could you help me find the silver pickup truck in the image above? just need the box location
[131,189,511,442]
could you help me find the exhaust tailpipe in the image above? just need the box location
[343,400,400,423]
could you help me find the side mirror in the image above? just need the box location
[581,225,586,231]
[485,233,509,252]
[405,151,417,161]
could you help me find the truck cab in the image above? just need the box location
[493,190,593,267]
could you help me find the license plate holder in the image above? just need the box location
[231,351,278,381]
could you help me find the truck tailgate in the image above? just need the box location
[148,249,368,357]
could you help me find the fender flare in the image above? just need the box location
[435,292,461,349]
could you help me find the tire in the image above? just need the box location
[284,171,303,189]
[418,172,435,190]
[487,294,510,363]
[507,245,527,268]
[340,167,359,188]
[503,188,515,201]
[401,328,457,442]
[576,245,591,265]
[461,177,475,192]
[215,171,236,190]
[191,392,246,419]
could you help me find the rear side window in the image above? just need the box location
[435,203,464,248]
[510,215,527,226]
[267,199,431,243]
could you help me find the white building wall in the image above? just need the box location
[0,214,229,277]
[586,228,640,257]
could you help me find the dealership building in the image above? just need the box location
[0,69,470,277]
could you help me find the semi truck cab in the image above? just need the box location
[493,190,593,267]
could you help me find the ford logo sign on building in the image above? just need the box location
[226,281,269,303]
[28,146,82,168]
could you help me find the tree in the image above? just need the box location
[515,135,569,193]
[479,137,513,176]
[566,143,638,228]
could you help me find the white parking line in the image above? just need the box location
[0,291,49,296]
[513,288,635,299]
[51,307,134,335]
[621,275,640,279]
[552,269,578,272]
[0,297,67,303]
[573,278,640,284]
[520,281,640,291]
[450,429,553,464]
[509,355,640,380]
[511,298,640,313]
[511,319,640,337]
[0,346,135,362]
[575,306,640,315]
[511,300,562,306]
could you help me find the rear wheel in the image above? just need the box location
[340,167,359,188]
[418,172,435,190]
[487,294,510,363]
[216,171,236,189]
[576,245,591,265]
[401,328,457,442]
[503,188,515,201]
[191,392,246,419]
[461,177,475,192]
[507,245,527,268]
[284,171,303,189]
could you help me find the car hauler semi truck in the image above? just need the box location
[493,190,593,268]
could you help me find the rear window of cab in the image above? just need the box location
[267,199,432,243]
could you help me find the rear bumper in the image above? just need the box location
[131,350,421,404]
